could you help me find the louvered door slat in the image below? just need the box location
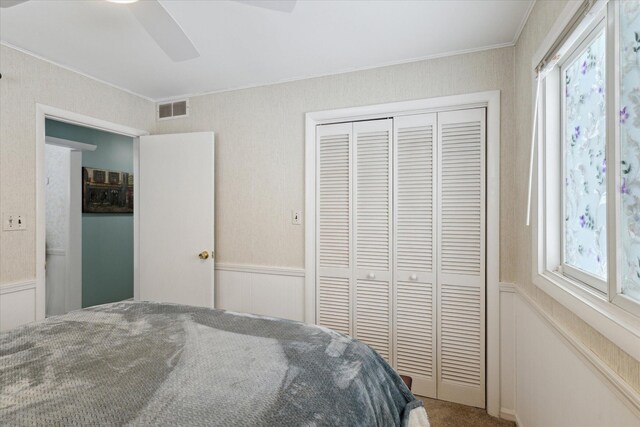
[393,113,437,398]
[354,119,392,364]
[316,123,353,336]
[437,108,486,408]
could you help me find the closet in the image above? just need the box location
[316,108,486,408]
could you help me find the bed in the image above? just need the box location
[0,301,429,426]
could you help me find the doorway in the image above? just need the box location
[35,105,148,319]
[44,119,136,315]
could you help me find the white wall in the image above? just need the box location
[511,292,640,427]
[215,265,304,321]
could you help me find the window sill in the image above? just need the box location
[532,271,640,362]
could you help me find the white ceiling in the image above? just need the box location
[0,0,533,101]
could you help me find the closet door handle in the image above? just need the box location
[409,274,418,281]
[367,273,376,280]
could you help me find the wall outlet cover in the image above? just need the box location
[3,213,26,231]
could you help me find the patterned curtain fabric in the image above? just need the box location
[564,30,607,280]
[620,0,640,301]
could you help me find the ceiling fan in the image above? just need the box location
[0,0,297,62]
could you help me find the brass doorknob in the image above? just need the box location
[198,251,209,260]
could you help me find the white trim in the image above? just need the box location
[0,280,36,295]
[512,0,537,45]
[515,284,640,419]
[46,248,66,256]
[499,409,517,423]
[36,104,149,322]
[532,273,640,361]
[531,0,585,71]
[155,44,514,103]
[45,136,97,152]
[304,90,501,416]
[215,263,305,277]
[499,282,517,293]
[133,137,140,301]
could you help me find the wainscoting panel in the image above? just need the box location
[0,281,37,332]
[215,264,305,322]
[514,291,640,426]
[499,283,516,421]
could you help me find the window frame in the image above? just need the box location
[534,0,640,359]
[558,19,609,294]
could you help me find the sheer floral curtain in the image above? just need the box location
[620,0,640,301]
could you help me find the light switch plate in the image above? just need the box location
[292,210,302,225]
[3,213,26,231]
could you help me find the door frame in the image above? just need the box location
[35,104,149,321]
[304,90,501,415]
[44,136,96,315]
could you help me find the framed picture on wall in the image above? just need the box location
[82,167,133,213]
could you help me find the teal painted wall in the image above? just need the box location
[46,119,134,308]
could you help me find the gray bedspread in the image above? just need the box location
[0,301,427,426]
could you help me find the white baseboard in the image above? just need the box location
[0,280,37,331]
[499,408,516,422]
[215,263,305,322]
[514,412,524,427]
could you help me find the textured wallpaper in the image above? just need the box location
[0,45,156,285]
[155,47,517,277]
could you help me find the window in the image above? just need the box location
[561,27,608,291]
[537,0,640,317]
[619,0,640,304]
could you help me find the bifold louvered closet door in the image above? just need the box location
[316,108,485,409]
[436,109,486,408]
[316,123,353,336]
[353,120,393,361]
[393,114,438,398]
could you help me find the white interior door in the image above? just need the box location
[139,132,215,307]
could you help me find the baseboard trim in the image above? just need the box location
[499,408,516,422]
[215,263,305,277]
[514,412,524,427]
[515,286,640,419]
[0,280,37,295]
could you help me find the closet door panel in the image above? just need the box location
[317,123,353,336]
[353,119,393,362]
[436,108,486,408]
[393,113,437,397]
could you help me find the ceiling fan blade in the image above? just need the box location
[235,0,297,13]
[127,0,199,62]
[0,0,29,8]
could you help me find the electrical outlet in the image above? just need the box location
[3,213,26,231]
[292,210,302,225]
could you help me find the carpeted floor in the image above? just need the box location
[418,396,515,427]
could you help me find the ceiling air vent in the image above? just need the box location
[157,99,189,120]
